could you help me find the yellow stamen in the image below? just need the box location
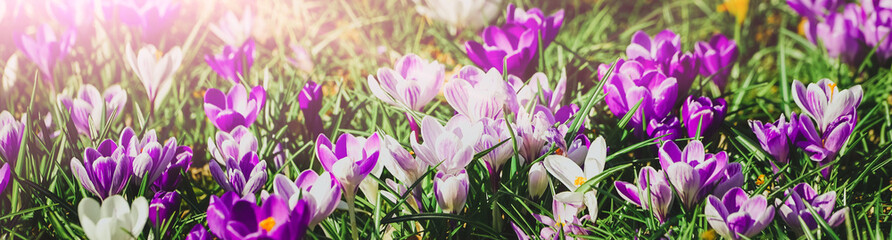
[259,217,276,232]
[755,174,766,185]
[574,176,586,186]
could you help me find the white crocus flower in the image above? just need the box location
[209,8,253,47]
[414,0,502,35]
[2,54,17,93]
[544,136,607,218]
[78,195,148,240]
[125,44,183,111]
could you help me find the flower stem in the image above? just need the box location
[347,192,359,240]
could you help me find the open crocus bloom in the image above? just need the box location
[207,126,258,168]
[412,116,482,174]
[125,44,183,110]
[444,66,514,121]
[464,4,563,77]
[78,195,148,240]
[70,132,134,199]
[532,192,589,239]
[544,136,607,218]
[414,0,502,35]
[316,132,380,193]
[203,85,267,132]
[153,146,193,191]
[368,54,444,111]
[207,192,311,240]
[57,84,127,138]
[14,24,74,90]
[514,106,559,163]
[0,111,25,164]
[705,188,775,240]
[659,140,730,209]
[209,8,253,47]
[122,128,179,186]
[205,40,255,84]
[271,171,341,228]
[791,79,863,132]
[209,150,267,197]
[614,166,673,224]
[776,183,848,235]
[600,59,678,131]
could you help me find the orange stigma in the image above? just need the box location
[555,148,564,155]
[574,176,586,186]
[155,51,163,60]
[259,217,276,232]
[827,83,837,100]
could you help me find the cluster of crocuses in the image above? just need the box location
[788,0,892,65]
[465,4,564,78]
[600,30,738,143]
[750,79,862,178]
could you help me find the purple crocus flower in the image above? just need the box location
[204,84,267,132]
[749,114,795,169]
[0,163,10,195]
[465,4,563,77]
[444,66,514,121]
[207,192,311,240]
[14,24,75,90]
[0,111,25,164]
[793,112,856,178]
[149,191,180,226]
[412,116,481,175]
[695,34,738,91]
[646,115,683,142]
[207,126,258,168]
[792,79,862,132]
[659,140,729,209]
[368,54,445,111]
[380,134,428,186]
[787,0,841,20]
[434,170,470,213]
[185,224,210,240]
[57,84,128,138]
[123,128,178,187]
[270,171,341,228]
[69,132,135,199]
[704,188,775,239]
[514,106,559,163]
[626,30,680,66]
[208,150,267,197]
[776,183,849,235]
[713,162,745,197]
[532,192,590,239]
[111,0,179,44]
[808,12,865,64]
[299,81,324,137]
[476,117,517,184]
[206,39,255,84]
[615,166,674,224]
[316,132,380,194]
[600,59,678,131]
[152,146,193,191]
[862,6,892,62]
[681,96,727,138]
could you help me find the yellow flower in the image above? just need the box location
[717,0,749,25]
[700,229,717,240]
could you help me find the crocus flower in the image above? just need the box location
[0,163,9,195]
[509,72,567,113]
[514,106,558,163]
[2,55,18,93]
[206,39,255,84]
[695,34,738,91]
[207,126,258,168]
[808,12,865,64]
[299,81,323,137]
[476,117,517,182]
[380,133,428,186]
[270,171,341,228]
[316,132,380,194]
[412,116,481,174]
[209,8,253,47]
[414,0,502,35]
[464,4,563,77]
[125,44,183,110]
[626,30,680,66]
[0,111,24,164]
[749,114,795,168]
[70,132,135,199]
[14,24,75,90]
[112,0,179,44]
[153,146,193,191]
[791,79,863,132]
[646,115,683,142]
[123,128,178,186]
[532,192,590,239]
[614,166,674,223]
[57,84,128,138]
[666,52,699,96]
[78,195,148,240]
[368,54,444,111]
[207,192,311,240]
[544,136,607,218]
[713,162,745,197]
[444,66,514,121]
[149,191,180,226]
[776,183,849,235]
[528,162,548,198]
[681,96,727,138]
[600,59,678,131]
[203,84,267,132]
[792,112,856,178]
[787,0,841,20]
[185,224,210,240]
[434,170,470,213]
[862,6,892,62]
[705,187,775,239]
[209,150,267,197]
[659,140,729,209]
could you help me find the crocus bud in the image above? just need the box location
[149,191,180,226]
[528,162,548,198]
[185,224,210,240]
[681,96,727,139]
[434,170,469,214]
